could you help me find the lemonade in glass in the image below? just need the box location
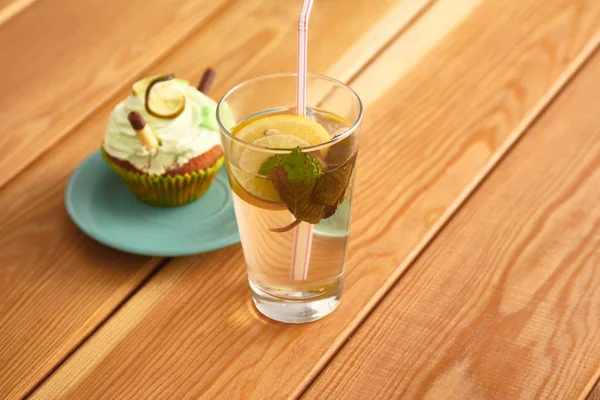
[217,73,362,323]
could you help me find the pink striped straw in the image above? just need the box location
[291,0,315,281]
[296,0,313,117]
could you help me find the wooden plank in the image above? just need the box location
[306,49,600,400]
[0,0,232,191]
[32,1,600,399]
[0,1,428,399]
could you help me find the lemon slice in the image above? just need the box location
[234,114,330,146]
[232,134,310,204]
[145,76,186,118]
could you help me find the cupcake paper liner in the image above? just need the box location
[101,148,224,207]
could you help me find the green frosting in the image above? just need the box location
[103,77,221,175]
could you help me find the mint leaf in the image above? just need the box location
[313,157,354,215]
[259,147,322,185]
[270,166,326,224]
[260,147,356,226]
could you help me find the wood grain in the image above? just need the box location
[0,1,428,399]
[0,0,231,190]
[33,1,600,399]
[306,48,600,400]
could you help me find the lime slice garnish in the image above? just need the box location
[131,73,169,96]
[144,75,186,118]
[232,134,310,203]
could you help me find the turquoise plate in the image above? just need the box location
[65,150,240,256]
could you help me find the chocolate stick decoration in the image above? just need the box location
[197,68,216,94]
[128,111,159,150]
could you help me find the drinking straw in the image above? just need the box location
[291,0,315,281]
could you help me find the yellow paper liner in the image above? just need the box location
[101,148,224,207]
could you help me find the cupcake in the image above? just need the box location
[101,70,224,207]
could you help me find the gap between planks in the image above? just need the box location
[343,0,437,85]
[295,31,600,400]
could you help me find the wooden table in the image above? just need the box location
[1,0,599,398]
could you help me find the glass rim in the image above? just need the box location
[216,72,363,152]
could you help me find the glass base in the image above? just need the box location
[249,279,342,324]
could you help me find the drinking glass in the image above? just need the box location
[217,73,362,323]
